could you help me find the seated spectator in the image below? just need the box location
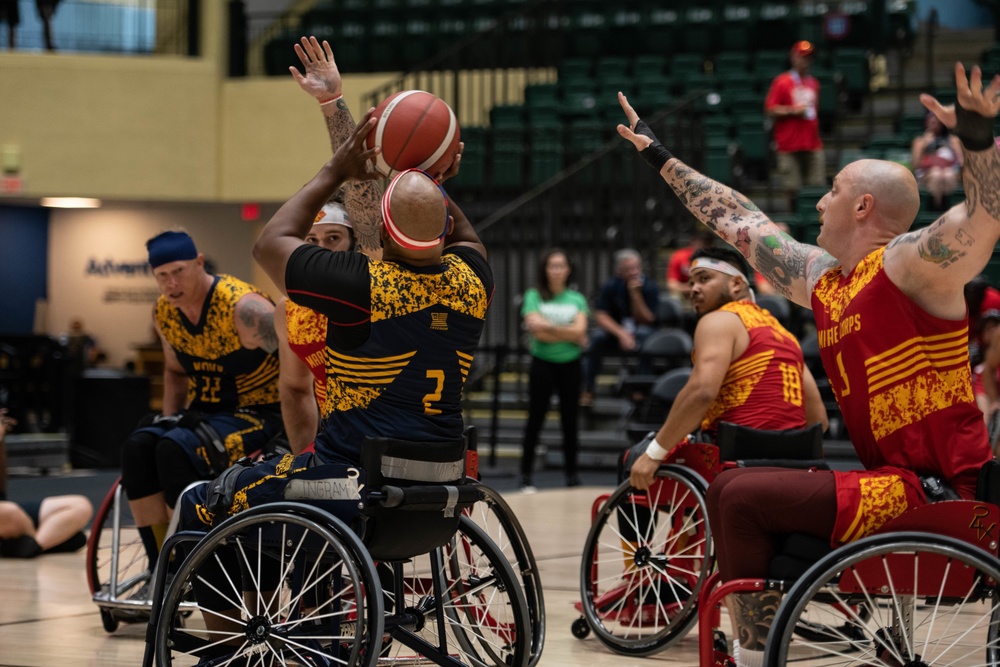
[0,409,92,558]
[974,310,1000,431]
[966,274,1000,364]
[581,248,659,406]
[665,229,715,298]
[911,111,963,210]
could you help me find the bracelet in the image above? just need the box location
[640,143,673,172]
[644,437,670,461]
[319,95,343,107]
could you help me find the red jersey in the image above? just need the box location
[700,301,808,434]
[764,70,822,153]
[667,245,697,285]
[811,248,991,500]
[285,300,328,407]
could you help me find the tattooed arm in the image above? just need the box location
[291,36,384,256]
[616,92,836,307]
[234,293,279,353]
[883,65,1000,313]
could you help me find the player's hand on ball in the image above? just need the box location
[435,142,464,183]
[290,36,342,101]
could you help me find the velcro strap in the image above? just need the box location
[381,456,464,483]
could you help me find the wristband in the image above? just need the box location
[319,94,343,107]
[644,437,670,461]
[640,144,673,171]
[954,104,995,151]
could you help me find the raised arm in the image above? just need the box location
[291,36,384,255]
[883,65,1000,309]
[616,92,837,308]
[254,115,380,294]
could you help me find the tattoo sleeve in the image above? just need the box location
[661,159,833,304]
[325,103,384,255]
[239,299,279,353]
[961,143,1000,220]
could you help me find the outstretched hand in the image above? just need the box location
[616,92,654,151]
[329,110,381,183]
[921,63,1000,129]
[290,36,342,102]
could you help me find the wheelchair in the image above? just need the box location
[140,432,536,667]
[87,431,546,667]
[571,421,822,655]
[86,426,292,633]
[575,423,1000,665]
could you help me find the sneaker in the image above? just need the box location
[519,478,537,494]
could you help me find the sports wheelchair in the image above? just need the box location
[139,431,539,667]
[574,423,1000,665]
[87,428,545,667]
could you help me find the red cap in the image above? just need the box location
[791,40,815,57]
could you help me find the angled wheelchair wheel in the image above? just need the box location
[765,532,1000,666]
[154,504,383,667]
[380,516,530,667]
[86,478,152,631]
[579,466,713,656]
[464,481,545,666]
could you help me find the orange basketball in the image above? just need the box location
[366,90,461,178]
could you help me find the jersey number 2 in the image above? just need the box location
[423,370,445,415]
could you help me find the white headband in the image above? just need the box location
[690,257,749,285]
[313,202,352,228]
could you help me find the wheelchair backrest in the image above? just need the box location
[359,433,469,561]
[715,421,824,462]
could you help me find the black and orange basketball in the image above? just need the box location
[366,90,461,178]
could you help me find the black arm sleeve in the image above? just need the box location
[285,245,373,349]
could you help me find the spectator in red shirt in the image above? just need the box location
[665,229,716,298]
[765,40,826,212]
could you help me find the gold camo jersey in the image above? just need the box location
[156,274,280,413]
[700,300,808,434]
[316,253,489,463]
[811,247,990,495]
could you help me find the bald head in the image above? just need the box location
[845,159,921,234]
[382,170,450,258]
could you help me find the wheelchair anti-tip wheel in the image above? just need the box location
[154,504,383,667]
[378,516,530,667]
[86,479,153,632]
[464,481,545,666]
[765,532,1000,666]
[579,466,713,656]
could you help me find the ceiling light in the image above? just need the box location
[40,197,102,208]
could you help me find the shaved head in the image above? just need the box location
[847,159,921,234]
[382,171,449,258]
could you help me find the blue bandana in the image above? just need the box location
[147,231,198,268]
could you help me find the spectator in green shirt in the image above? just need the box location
[520,249,590,491]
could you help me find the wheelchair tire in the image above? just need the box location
[86,478,153,631]
[465,481,546,666]
[153,504,384,667]
[765,531,1000,666]
[379,516,531,667]
[579,466,713,656]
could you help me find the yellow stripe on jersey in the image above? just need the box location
[864,330,969,393]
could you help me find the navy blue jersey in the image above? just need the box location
[286,245,493,463]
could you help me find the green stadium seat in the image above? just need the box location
[704,115,733,138]
[490,104,526,129]
[568,8,608,58]
[705,135,732,182]
[671,53,707,77]
[865,133,910,157]
[754,49,790,82]
[559,58,592,84]
[719,4,756,52]
[525,83,559,110]
[734,114,768,162]
[633,54,668,77]
[795,186,828,224]
[831,48,869,97]
[641,6,683,54]
[713,51,752,74]
[560,82,599,119]
[681,6,718,55]
[596,56,630,80]
[899,113,926,138]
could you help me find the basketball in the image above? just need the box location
[366,90,461,178]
